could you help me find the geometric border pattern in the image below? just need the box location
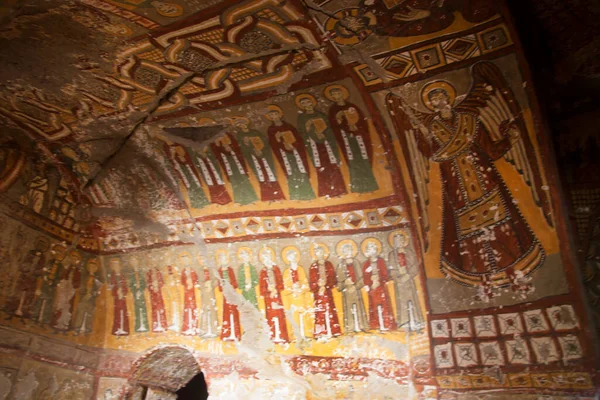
[436,371,594,391]
[354,23,513,88]
[430,304,583,370]
[100,203,408,250]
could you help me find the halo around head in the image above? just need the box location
[361,237,382,256]
[177,251,192,266]
[336,239,358,258]
[421,80,457,111]
[230,116,250,127]
[259,246,276,262]
[237,246,253,260]
[324,84,350,102]
[215,248,230,264]
[295,93,317,108]
[197,117,216,126]
[281,245,300,265]
[388,230,410,248]
[310,243,330,259]
[265,105,283,118]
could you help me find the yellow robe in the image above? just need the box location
[282,266,314,340]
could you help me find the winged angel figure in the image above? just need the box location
[386,62,553,292]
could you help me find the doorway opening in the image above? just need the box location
[125,345,207,399]
[176,372,209,400]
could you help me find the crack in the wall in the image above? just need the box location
[83,72,196,191]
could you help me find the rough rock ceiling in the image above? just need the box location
[0,0,504,248]
[0,0,337,238]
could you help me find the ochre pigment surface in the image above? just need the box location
[0,0,597,399]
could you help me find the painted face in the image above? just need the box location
[70,251,82,264]
[261,252,273,265]
[330,89,344,102]
[393,234,407,249]
[110,259,121,273]
[267,110,281,121]
[286,250,298,263]
[299,98,314,110]
[129,257,139,268]
[239,250,250,263]
[53,246,67,260]
[87,259,99,274]
[342,244,353,258]
[366,243,378,258]
[179,254,190,267]
[235,121,248,131]
[315,247,325,259]
[218,252,228,265]
[429,90,450,112]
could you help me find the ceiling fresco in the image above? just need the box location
[0,0,598,399]
[0,0,509,244]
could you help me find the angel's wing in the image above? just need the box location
[458,62,554,227]
[385,93,432,249]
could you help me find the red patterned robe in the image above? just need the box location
[259,266,289,343]
[309,260,341,337]
[5,249,45,318]
[362,257,396,331]
[218,266,241,341]
[195,150,232,205]
[414,111,543,286]
[111,272,129,336]
[146,269,168,333]
[181,268,198,335]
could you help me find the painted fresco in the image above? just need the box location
[0,215,106,348]
[374,54,565,311]
[148,78,394,214]
[101,230,427,357]
[0,0,597,398]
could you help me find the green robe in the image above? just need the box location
[237,263,259,307]
[328,102,379,193]
[175,152,210,209]
[211,135,258,205]
[297,110,340,158]
[129,271,149,333]
[238,130,278,182]
[267,121,316,200]
[31,259,62,325]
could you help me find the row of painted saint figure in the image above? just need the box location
[163,85,380,208]
[3,237,100,335]
[107,234,423,344]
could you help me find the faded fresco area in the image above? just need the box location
[0,0,597,399]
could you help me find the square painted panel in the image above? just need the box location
[454,342,479,367]
[523,309,550,333]
[547,305,579,331]
[497,313,523,335]
[530,336,560,364]
[479,341,504,366]
[430,319,450,338]
[473,315,497,338]
[558,335,583,361]
[434,343,454,368]
[505,338,531,365]
[450,318,472,338]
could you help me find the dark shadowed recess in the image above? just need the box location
[176,372,209,400]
